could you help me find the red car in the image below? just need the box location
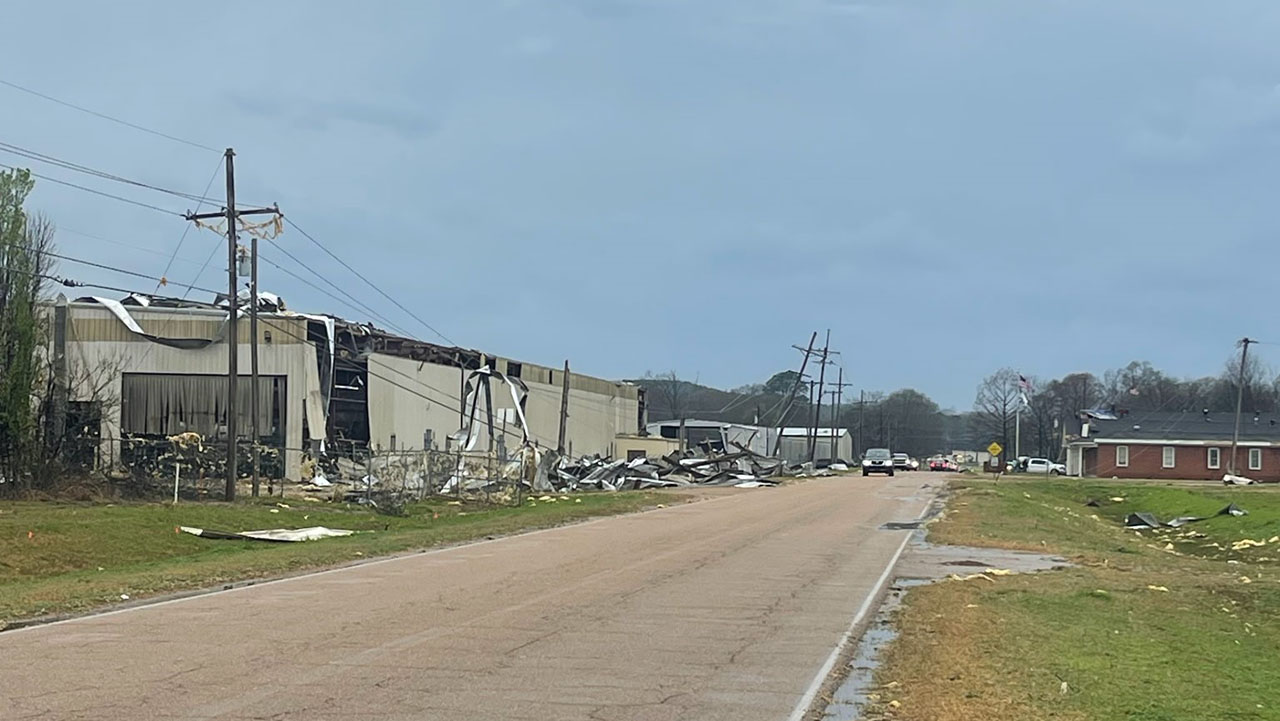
[928,457,958,472]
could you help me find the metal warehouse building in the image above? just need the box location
[48,294,641,480]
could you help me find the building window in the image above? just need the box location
[1162,446,1176,468]
[1249,448,1262,471]
[1207,447,1221,470]
[1115,445,1129,467]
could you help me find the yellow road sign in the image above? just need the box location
[987,441,1003,457]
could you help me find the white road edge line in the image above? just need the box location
[784,526,915,721]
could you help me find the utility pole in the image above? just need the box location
[772,332,818,457]
[1230,337,1255,476]
[809,329,831,464]
[185,148,281,502]
[828,367,850,462]
[557,360,571,455]
[857,389,865,457]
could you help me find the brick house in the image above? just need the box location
[1066,410,1280,481]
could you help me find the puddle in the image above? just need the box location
[817,534,1068,720]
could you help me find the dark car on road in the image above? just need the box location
[861,448,894,476]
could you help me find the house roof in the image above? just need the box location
[1088,410,1280,443]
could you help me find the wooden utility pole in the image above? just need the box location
[185,148,281,502]
[1229,337,1255,476]
[828,367,850,462]
[857,389,865,457]
[773,332,818,457]
[809,329,831,463]
[557,360,571,454]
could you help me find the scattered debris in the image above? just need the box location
[179,526,355,542]
[1124,503,1249,531]
[1124,512,1163,530]
[1223,474,1256,486]
[1147,585,1170,592]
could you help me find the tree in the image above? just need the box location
[642,370,688,421]
[1054,372,1103,416]
[877,389,943,457]
[764,370,801,396]
[973,368,1021,462]
[0,168,55,489]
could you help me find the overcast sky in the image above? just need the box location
[5,0,1280,409]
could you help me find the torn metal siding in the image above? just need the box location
[54,301,322,480]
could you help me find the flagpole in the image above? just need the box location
[1015,405,1021,461]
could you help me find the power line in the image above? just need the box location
[261,237,416,338]
[0,78,219,153]
[58,226,206,266]
[284,217,457,346]
[35,248,222,296]
[157,158,224,292]
[0,162,183,216]
[0,141,221,205]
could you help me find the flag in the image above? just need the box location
[1018,374,1032,393]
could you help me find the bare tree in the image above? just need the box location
[973,368,1021,463]
[642,370,688,422]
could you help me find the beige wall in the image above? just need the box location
[60,303,316,478]
[367,353,639,458]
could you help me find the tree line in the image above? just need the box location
[972,353,1277,461]
[637,352,1273,463]
[0,168,66,494]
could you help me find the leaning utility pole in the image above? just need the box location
[1229,337,1255,476]
[772,332,818,457]
[809,329,831,463]
[557,360,571,455]
[185,148,281,502]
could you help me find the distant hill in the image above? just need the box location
[626,376,810,427]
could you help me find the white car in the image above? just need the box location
[1025,458,1066,475]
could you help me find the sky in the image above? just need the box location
[4,0,1280,410]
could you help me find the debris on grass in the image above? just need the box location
[179,526,355,542]
[1147,585,1170,592]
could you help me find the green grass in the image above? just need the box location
[0,491,668,626]
[869,479,1280,721]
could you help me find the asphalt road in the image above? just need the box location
[1,474,935,721]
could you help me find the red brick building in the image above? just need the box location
[1066,410,1280,482]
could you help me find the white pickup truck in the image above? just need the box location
[1025,458,1067,475]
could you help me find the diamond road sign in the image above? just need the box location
[987,441,1003,457]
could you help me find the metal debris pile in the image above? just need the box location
[551,446,789,492]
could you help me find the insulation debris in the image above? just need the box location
[179,526,354,542]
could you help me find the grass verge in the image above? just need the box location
[867,479,1280,721]
[0,491,669,627]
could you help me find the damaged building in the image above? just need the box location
[46,293,642,482]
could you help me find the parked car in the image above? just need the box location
[1025,458,1066,475]
[890,453,918,471]
[862,448,895,476]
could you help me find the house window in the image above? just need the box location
[1207,447,1221,470]
[1249,448,1262,471]
[1115,445,1129,468]
[1162,446,1176,468]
